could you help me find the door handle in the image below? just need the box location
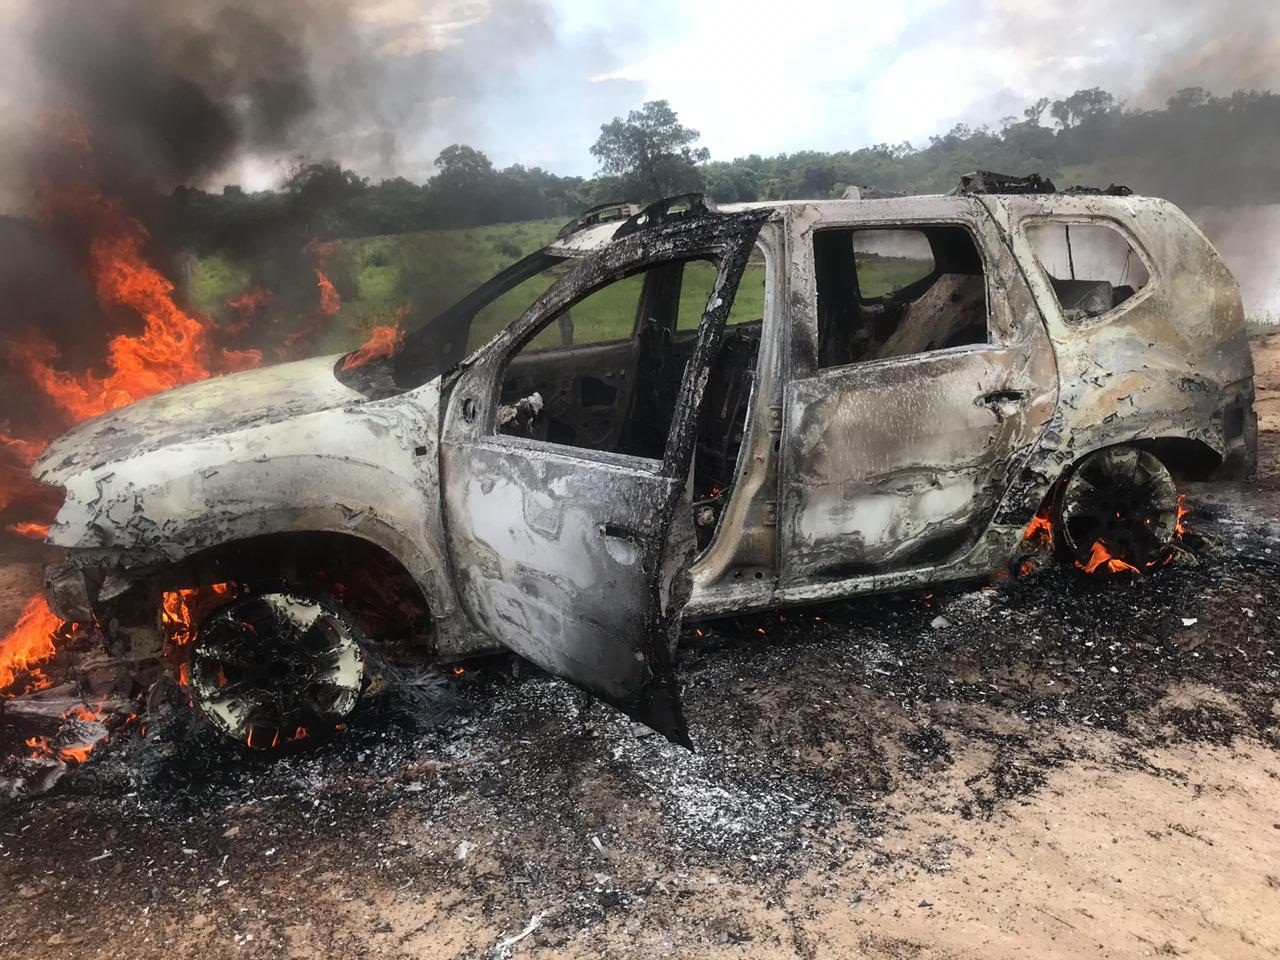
[599,522,647,545]
[978,389,1029,407]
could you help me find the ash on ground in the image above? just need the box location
[0,480,1276,955]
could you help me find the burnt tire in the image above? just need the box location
[190,588,365,749]
[1058,446,1179,573]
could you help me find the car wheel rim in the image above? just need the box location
[1059,447,1179,570]
[190,590,365,747]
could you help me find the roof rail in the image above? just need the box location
[953,170,1135,198]
[612,193,719,240]
[841,184,906,200]
[555,201,641,240]
[953,171,1057,196]
[1062,183,1133,197]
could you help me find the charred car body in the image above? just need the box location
[32,178,1257,746]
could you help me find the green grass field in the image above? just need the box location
[187,220,919,359]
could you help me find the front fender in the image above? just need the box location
[43,379,459,630]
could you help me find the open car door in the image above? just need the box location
[439,202,768,746]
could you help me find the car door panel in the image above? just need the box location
[443,438,690,740]
[780,345,1041,584]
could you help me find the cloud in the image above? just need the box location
[1,0,1276,201]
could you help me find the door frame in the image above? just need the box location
[438,208,772,742]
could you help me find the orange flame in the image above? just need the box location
[341,304,410,371]
[6,521,50,540]
[223,288,273,336]
[0,436,45,466]
[341,322,404,371]
[10,200,238,422]
[1022,509,1054,550]
[22,698,109,763]
[1077,540,1141,575]
[2,110,260,531]
[0,596,60,692]
[161,582,232,648]
[315,268,341,317]
[0,436,53,512]
[305,239,342,319]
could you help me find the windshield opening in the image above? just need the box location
[375,250,576,389]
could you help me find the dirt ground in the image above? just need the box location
[0,335,1277,960]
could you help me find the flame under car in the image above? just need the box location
[30,183,1258,747]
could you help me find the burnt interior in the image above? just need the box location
[1024,220,1150,322]
[815,224,989,367]
[498,257,760,549]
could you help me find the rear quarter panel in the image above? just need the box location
[1000,195,1255,481]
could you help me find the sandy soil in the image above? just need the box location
[0,337,1277,960]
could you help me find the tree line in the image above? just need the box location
[166,87,1280,254]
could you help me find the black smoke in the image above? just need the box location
[30,0,346,193]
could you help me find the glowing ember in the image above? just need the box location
[0,596,60,692]
[1175,495,1189,538]
[1077,540,1141,575]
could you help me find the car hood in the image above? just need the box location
[35,355,364,485]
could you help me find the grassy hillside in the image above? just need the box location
[186,218,926,359]
[188,218,566,356]
[187,218,772,357]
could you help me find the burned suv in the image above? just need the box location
[33,178,1257,746]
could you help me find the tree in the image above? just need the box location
[1050,88,1116,129]
[1167,87,1212,111]
[1023,97,1051,125]
[428,145,501,227]
[433,144,495,185]
[590,100,710,201]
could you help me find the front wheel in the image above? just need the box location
[1058,446,1180,573]
[189,588,366,748]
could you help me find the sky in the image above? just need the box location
[1,0,1278,194]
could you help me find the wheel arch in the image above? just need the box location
[192,530,435,649]
[1012,433,1211,541]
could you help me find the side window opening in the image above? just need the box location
[676,248,767,332]
[498,258,745,464]
[814,225,989,368]
[1026,220,1150,321]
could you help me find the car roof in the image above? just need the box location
[544,191,1173,257]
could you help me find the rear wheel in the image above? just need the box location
[189,588,365,748]
[1058,447,1179,573]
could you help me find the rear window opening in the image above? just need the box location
[813,225,989,368]
[1026,220,1150,321]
